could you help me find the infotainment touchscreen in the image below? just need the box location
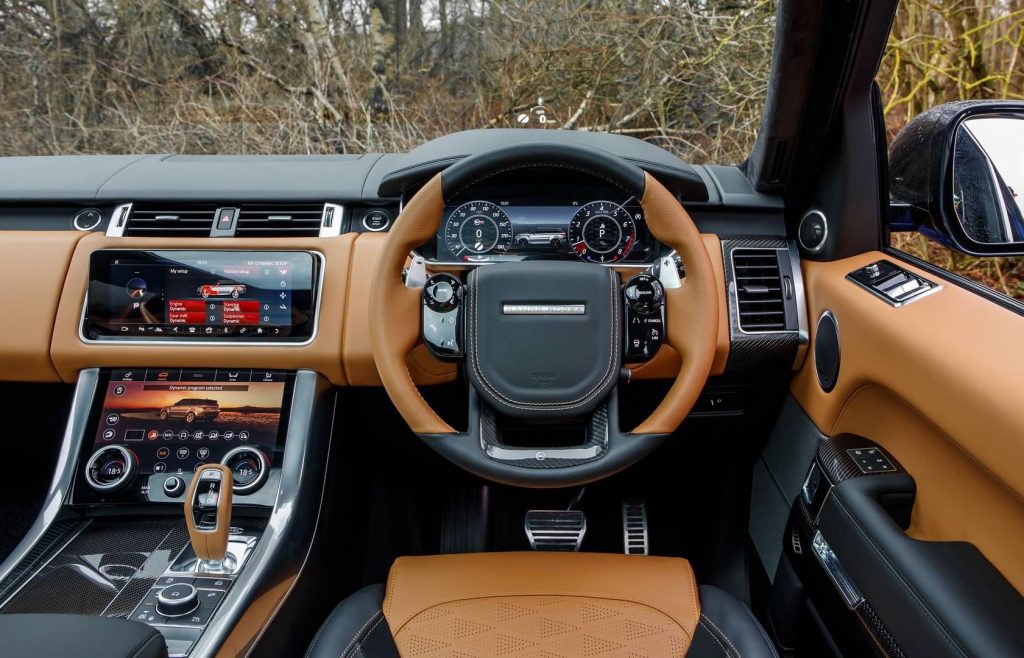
[84,250,318,341]
[89,368,290,478]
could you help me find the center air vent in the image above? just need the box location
[124,203,217,237]
[234,204,325,237]
[733,248,787,332]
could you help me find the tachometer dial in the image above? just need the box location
[444,201,514,258]
[568,201,636,263]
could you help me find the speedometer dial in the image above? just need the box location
[444,201,513,257]
[568,201,636,263]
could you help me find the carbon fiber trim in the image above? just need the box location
[855,601,908,658]
[721,237,804,371]
[0,516,266,618]
[816,434,903,485]
[0,519,90,606]
[479,400,609,469]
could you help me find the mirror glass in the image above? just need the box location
[952,116,1024,244]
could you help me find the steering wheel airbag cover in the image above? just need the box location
[466,261,621,418]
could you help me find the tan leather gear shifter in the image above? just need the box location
[185,463,233,564]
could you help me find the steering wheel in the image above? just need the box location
[370,142,718,487]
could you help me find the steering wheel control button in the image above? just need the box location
[623,274,666,362]
[422,273,464,360]
[85,445,137,492]
[163,475,185,497]
[156,583,200,617]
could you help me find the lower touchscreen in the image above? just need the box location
[92,369,288,477]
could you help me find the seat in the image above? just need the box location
[308,552,777,658]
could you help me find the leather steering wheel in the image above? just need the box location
[370,142,718,487]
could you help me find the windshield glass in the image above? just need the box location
[0,1,776,163]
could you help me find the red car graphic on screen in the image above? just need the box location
[197,281,247,298]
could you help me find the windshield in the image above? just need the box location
[0,1,776,163]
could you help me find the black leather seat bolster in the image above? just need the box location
[0,614,167,658]
[306,584,398,658]
[688,586,780,658]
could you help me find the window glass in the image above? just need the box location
[879,1,1024,301]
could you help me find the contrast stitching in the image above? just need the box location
[831,493,968,658]
[390,591,693,641]
[347,613,385,658]
[341,610,383,658]
[699,617,734,657]
[701,613,741,657]
[467,268,619,410]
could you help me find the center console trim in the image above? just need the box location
[78,249,326,347]
[0,369,335,658]
[0,369,99,588]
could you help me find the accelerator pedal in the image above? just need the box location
[622,498,649,555]
[525,510,586,551]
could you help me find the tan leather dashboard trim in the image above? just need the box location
[0,231,85,382]
[792,251,1024,592]
[50,232,355,385]
[383,552,700,649]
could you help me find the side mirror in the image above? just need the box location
[889,101,1024,256]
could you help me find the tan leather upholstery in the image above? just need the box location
[631,173,719,434]
[0,231,84,381]
[792,251,1024,593]
[184,463,232,561]
[383,552,700,657]
[344,230,458,386]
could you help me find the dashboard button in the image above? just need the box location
[162,475,184,496]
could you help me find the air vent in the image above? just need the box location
[234,203,325,237]
[124,203,217,237]
[733,249,786,331]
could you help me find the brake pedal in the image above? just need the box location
[622,499,649,555]
[525,510,586,551]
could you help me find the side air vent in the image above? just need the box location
[124,203,217,237]
[234,203,325,237]
[733,248,786,332]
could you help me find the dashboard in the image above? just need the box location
[421,169,661,265]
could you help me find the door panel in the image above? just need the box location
[791,250,1024,594]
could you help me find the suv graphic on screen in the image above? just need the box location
[197,281,247,298]
[159,398,220,423]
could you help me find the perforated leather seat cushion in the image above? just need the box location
[307,552,780,658]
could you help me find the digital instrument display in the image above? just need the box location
[434,200,652,264]
[84,250,318,341]
[89,368,289,478]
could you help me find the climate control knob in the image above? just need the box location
[221,446,269,494]
[85,445,137,492]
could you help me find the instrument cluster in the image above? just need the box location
[433,198,656,265]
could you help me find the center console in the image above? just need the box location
[75,368,293,507]
[0,367,334,657]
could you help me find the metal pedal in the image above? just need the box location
[525,510,586,551]
[622,499,649,555]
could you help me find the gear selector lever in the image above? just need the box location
[185,463,233,570]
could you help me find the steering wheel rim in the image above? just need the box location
[370,142,719,487]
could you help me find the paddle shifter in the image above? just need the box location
[185,463,233,568]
